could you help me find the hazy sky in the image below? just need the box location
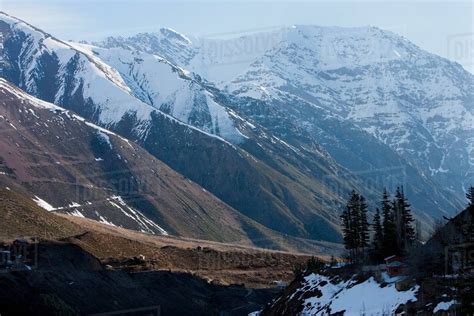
[2,0,473,72]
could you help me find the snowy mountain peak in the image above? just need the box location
[103,24,423,88]
[1,12,471,240]
[280,24,417,69]
[158,27,192,45]
[0,11,49,38]
[0,13,243,144]
[97,30,196,66]
[117,22,472,207]
[208,25,473,202]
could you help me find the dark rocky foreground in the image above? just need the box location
[0,241,279,315]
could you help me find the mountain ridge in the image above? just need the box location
[1,11,470,245]
[0,12,366,244]
[98,24,471,217]
[3,77,332,250]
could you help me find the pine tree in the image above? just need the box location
[341,204,353,250]
[393,188,403,252]
[394,186,415,254]
[381,188,398,257]
[401,187,415,248]
[341,191,372,263]
[358,195,370,257]
[371,207,384,261]
[341,190,369,262]
[341,191,358,261]
[466,186,474,206]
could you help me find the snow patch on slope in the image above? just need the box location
[32,196,55,211]
[295,274,419,315]
[107,196,168,235]
[433,300,457,313]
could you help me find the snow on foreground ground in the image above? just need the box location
[252,273,419,315]
[301,274,418,315]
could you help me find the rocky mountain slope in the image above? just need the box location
[2,78,318,249]
[1,11,470,244]
[100,25,473,220]
[0,12,369,244]
[0,78,347,253]
[0,196,285,316]
[260,272,420,315]
[260,202,474,315]
[0,187,338,287]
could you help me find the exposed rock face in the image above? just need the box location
[99,25,473,221]
[1,11,471,245]
[0,12,357,243]
[0,79,293,246]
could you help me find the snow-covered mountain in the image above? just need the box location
[0,78,237,239]
[0,12,368,245]
[99,25,472,212]
[0,12,247,145]
[1,11,469,245]
[70,42,243,143]
[99,28,197,67]
[220,25,474,199]
[1,77,347,253]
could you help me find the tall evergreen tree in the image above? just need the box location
[341,191,359,261]
[341,191,376,263]
[394,186,415,254]
[341,203,353,251]
[381,188,398,257]
[358,195,370,256]
[393,189,403,252]
[371,207,384,261]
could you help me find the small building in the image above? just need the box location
[384,255,407,277]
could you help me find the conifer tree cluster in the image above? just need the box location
[340,191,370,262]
[340,186,416,263]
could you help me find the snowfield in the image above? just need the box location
[433,300,457,313]
[296,274,419,315]
[69,42,245,143]
[32,195,56,212]
[0,12,244,146]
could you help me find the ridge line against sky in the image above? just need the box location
[2,0,473,73]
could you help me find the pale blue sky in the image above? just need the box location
[2,0,473,72]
